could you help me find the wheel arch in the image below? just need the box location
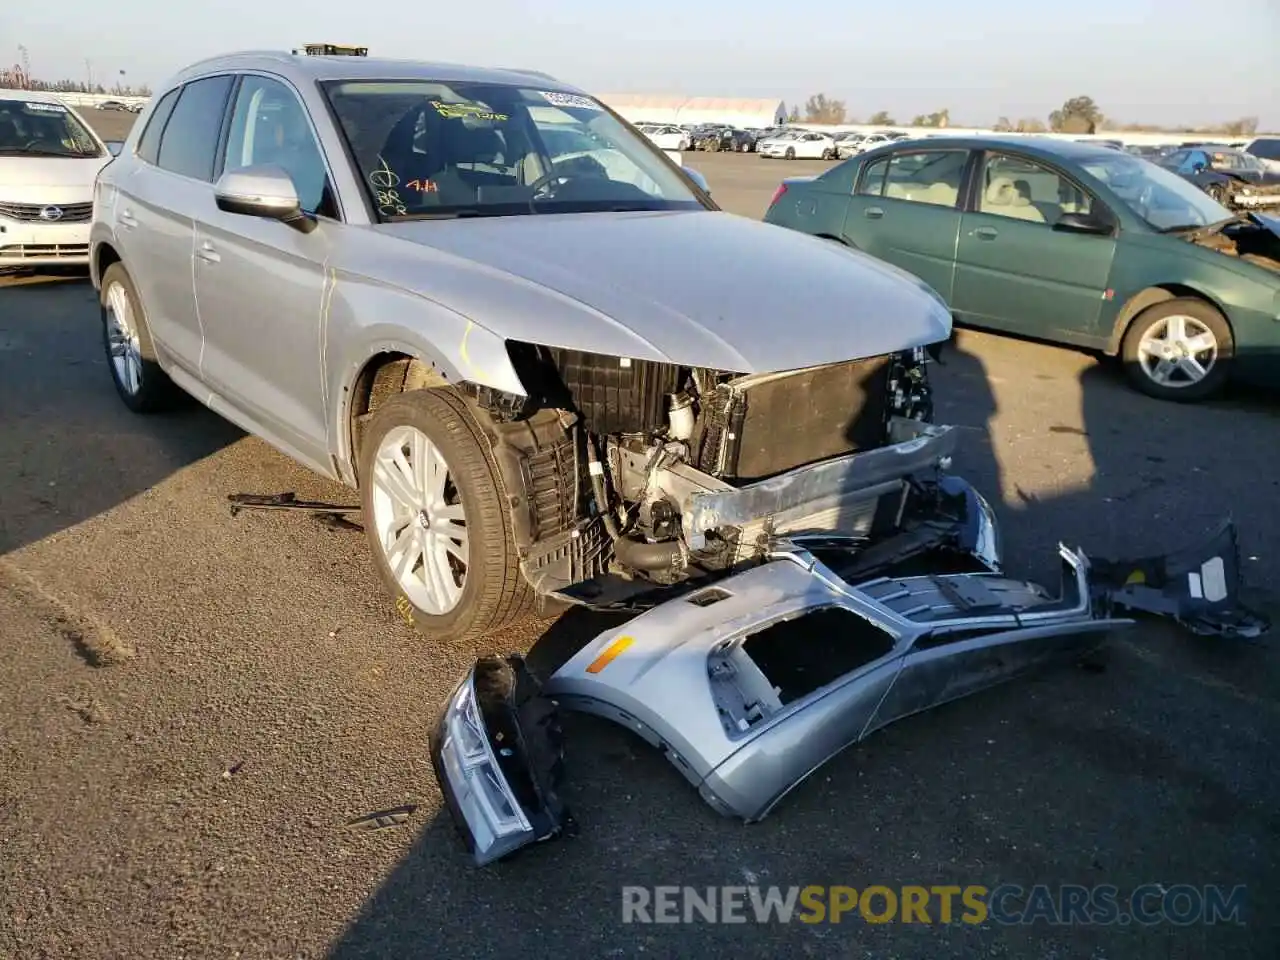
[1104,284,1232,355]
[92,241,122,290]
[342,351,451,487]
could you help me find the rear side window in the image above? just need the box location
[857,156,888,196]
[136,87,180,164]
[1247,138,1280,161]
[156,75,235,181]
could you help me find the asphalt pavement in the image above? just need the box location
[0,112,1277,959]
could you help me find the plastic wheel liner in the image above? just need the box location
[430,519,1269,866]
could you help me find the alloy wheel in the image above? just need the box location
[1136,314,1219,388]
[104,280,143,396]
[369,425,470,615]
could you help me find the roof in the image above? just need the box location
[166,52,583,95]
[598,94,784,114]
[868,134,1126,164]
[0,88,69,104]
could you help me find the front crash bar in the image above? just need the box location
[682,419,957,550]
[1088,519,1269,640]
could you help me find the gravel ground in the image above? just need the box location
[1,113,1277,959]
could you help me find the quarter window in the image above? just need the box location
[222,76,335,217]
[136,87,180,165]
[978,152,1094,225]
[859,150,968,208]
[156,75,235,181]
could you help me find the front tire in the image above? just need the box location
[785,147,796,160]
[1120,298,1233,402]
[99,262,180,413]
[359,388,536,641]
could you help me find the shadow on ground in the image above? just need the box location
[0,277,244,554]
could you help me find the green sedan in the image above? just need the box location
[763,136,1280,401]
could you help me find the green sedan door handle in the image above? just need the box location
[865,207,885,219]
[972,226,999,240]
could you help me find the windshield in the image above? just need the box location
[322,80,705,220]
[1080,153,1231,230]
[0,98,102,157]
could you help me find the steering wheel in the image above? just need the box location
[527,170,581,203]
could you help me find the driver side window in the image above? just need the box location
[222,76,337,218]
[978,152,1093,226]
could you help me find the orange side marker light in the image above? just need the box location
[586,635,634,674]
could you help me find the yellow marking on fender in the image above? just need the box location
[459,320,490,378]
[1125,569,1146,586]
[586,635,634,674]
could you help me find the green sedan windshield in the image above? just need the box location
[1080,154,1232,231]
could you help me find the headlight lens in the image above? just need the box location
[435,675,533,865]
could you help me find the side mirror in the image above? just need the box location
[1191,161,1206,174]
[214,165,315,233]
[682,166,710,195]
[105,141,123,157]
[1054,212,1112,235]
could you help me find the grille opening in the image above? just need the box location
[742,607,894,705]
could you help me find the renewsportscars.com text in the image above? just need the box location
[621,884,1247,926]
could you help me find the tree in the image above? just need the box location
[1220,116,1259,136]
[912,108,950,128]
[867,110,895,126]
[1048,95,1104,134]
[786,106,800,123]
[803,93,847,125]
[1015,117,1047,133]
[993,116,1014,132]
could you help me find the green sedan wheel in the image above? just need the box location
[1121,298,1234,402]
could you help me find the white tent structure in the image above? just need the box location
[598,94,786,129]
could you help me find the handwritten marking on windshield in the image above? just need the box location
[429,100,508,122]
[369,157,398,188]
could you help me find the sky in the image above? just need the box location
[3,0,1277,130]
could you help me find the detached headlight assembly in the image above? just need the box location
[430,656,570,866]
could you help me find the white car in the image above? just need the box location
[0,90,115,269]
[642,124,690,152]
[759,130,836,160]
[1243,136,1280,173]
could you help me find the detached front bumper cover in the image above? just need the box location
[430,519,1268,867]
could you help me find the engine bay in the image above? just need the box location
[461,342,940,601]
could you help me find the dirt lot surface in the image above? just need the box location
[1,109,1277,959]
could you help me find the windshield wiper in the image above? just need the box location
[0,147,83,158]
[387,208,516,221]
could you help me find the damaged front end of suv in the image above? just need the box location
[457,338,989,609]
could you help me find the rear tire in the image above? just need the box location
[99,262,181,413]
[1120,298,1233,402]
[785,147,796,160]
[358,388,537,642]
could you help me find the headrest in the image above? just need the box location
[985,176,1017,204]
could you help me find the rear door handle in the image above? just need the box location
[196,240,220,264]
[865,207,885,220]
[972,226,999,240]
[118,208,137,229]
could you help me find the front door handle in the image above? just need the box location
[972,225,999,240]
[865,206,885,220]
[196,240,220,264]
